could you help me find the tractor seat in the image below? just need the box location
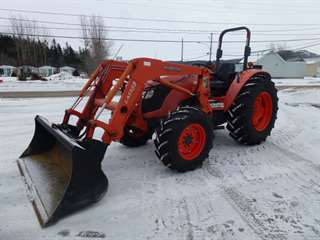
[211,63,236,89]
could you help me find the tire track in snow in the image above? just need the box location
[145,163,259,239]
[222,187,287,240]
[205,139,287,239]
[204,126,320,239]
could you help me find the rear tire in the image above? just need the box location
[154,106,213,172]
[120,126,153,147]
[226,76,278,145]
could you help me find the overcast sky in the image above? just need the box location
[1,0,320,61]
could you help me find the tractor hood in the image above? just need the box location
[144,75,199,92]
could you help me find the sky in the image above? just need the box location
[0,0,320,61]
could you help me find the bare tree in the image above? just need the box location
[10,15,49,66]
[80,15,112,73]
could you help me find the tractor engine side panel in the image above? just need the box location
[142,75,198,119]
[141,85,171,113]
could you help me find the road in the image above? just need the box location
[0,91,81,98]
[0,88,320,239]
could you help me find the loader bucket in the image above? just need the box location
[17,115,108,227]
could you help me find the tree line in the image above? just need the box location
[0,35,85,70]
[0,15,111,74]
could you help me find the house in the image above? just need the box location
[305,61,320,77]
[0,65,16,77]
[60,66,75,75]
[305,57,320,77]
[18,65,38,75]
[257,52,306,78]
[39,66,56,77]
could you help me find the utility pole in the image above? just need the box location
[209,33,213,63]
[181,37,184,62]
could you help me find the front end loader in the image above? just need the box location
[18,27,278,227]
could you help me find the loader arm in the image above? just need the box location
[63,60,128,129]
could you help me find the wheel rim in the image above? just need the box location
[178,123,206,160]
[252,91,273,132]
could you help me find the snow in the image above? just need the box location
[46,72,76,81]
[0,75,88,92]
[272,77,320,86]
[1,89,320,239]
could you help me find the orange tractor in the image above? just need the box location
[18,27,278,227]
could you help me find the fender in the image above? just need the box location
[224,69,271,111]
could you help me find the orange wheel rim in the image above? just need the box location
[252,91,273,131]
[178,123,206,160]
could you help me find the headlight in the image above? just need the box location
[144,88,155,99]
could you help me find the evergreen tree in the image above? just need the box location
[0,34,88,73]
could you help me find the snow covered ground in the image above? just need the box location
[1,88,320,239]
[273,77,320,86]
[0,74,88,92]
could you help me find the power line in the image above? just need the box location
[133,0,320,10]
[2,24,320,36]
[294,41,320,50]
[218,0,320,8]
[184,53,209,61]
[3,31,320,44]
[1,16,320,34]
[111,1,320,16]
[184,41,320,61]
[0,8,319,26]
[0,31,207,42]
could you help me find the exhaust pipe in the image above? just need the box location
[18,116,108,227]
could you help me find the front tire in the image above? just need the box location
[154,106,213,172]
[226,75,278,145]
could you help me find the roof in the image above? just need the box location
[277,51,304,62]
[260,52,287,64]
[275,50,320,62]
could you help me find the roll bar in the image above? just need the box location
[215,26,251,71]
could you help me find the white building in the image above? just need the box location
[0,65,16,77]
[305,57,320,77]
[60,66,75,75]
[39,66,56,77]
[18,65,39,75]
[257,52,306,78]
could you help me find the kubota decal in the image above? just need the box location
[124,81,137,104]
[164,66,182,72]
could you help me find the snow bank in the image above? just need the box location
[272,77,320,86]
[45,72,76,81]
[0,77,18,82]
[0,75,88,92]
